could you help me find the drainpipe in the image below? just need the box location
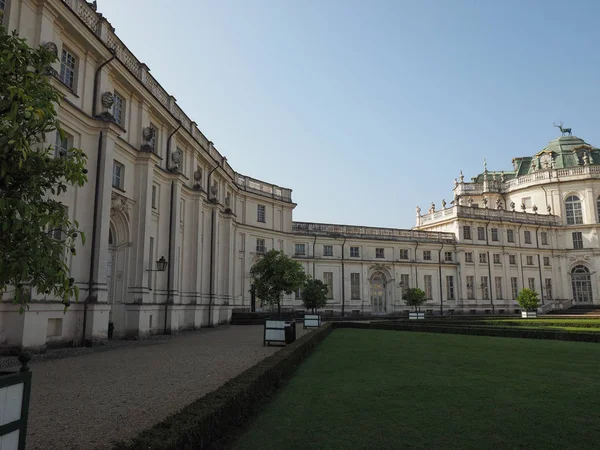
[163,181,175,334]
[312,235,317,278]
[485,219,494,313]
[206,162,219,327]
[165,121,182,172]
[92,49,116,118]
[517,224,524,290]
[438,242,444,316]
[82,132,104,346]
[535,225,544,305]
[414,241,420,288]
[341,236,347,317]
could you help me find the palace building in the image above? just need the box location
[2,0,599,349]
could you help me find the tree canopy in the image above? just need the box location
[301,278,328,313]
[516,288,540,312]
[250,250,307,316]
[0,24,88,312]
[402,288,427,312]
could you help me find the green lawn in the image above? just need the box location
[232,329,600,450]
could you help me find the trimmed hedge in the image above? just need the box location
[112,323,332,450]
[332,321,600,343]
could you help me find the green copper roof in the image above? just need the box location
[531,135,600,170]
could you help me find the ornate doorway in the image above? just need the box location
[370,272,387,314]
[571,265,593,304]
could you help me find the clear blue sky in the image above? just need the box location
[100,0,600,228]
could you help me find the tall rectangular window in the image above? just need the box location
[465,252,473,263]
[424,275,432,299]
[323,272,333,299]
[526,255,534,265]
[257,204,266,223]
[350,246,360,257]
[423,250,432,261]
[400,274,410,289]
[149,123,158,152]
[573,232,583,249]
[528,277,536,292]
[376,248,385,258]
[493,253,501,264]
[524,230,532,244]
[545,278,553,300]
[511,277,518,300]
[507,229,515,243]
[479,253,487,264]
[54,130,70,158]
[495,277,503,300]
[543,256,550,266]
[481,276,489,299]
[446,276,455,300]
[444,251,453,262]
[180,200,184,223]
[491,228,499,242]
[113,92,126,126]
[148,237,154,290]
[477,227,486,241]
[463,226,471,240]
[60,47,77,90]
[466,276,475,299]
[112,161,124,189]
[323,245,333,256]
[151,185,158,209]
[351,273,360,300]
[399,249,408,259]
[256,238,265,253]
[295,244,306,256]
[295,287,302,299]
[509,254,517,265]
[541,231,548,245]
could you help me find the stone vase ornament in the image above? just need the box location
[99,91,115,120]
[141,126,156,152]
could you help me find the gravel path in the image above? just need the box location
[23,324,308,450]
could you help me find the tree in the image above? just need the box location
[516,288,540,312]
[301,278,328,313]
[0,23,88,312]
[250,250,307,316]
[403,288,427,312]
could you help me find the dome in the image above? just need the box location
[534,135,599,169]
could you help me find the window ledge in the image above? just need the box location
[112,186,126,193]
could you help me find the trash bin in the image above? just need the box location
[284,321,296,344]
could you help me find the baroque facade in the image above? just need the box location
[2,0,599,349]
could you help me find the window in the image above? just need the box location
[323,245,333,257]
[180,200,184,223]
[466,276,475,299]
[573,231,583,249]
[493,253,501,264]
[541,231,548,245]
[54,131,70,158]
[545,279,553,300]
[526,256,534,266]
[522,197,532,210]
[149,123,158,152]
[60,47,77,90]
[463,226,472,240]
[256,238,265,253]
[528,277,536,292]
[477,227,486,241]
[257,204,266,223]
[446,276,455,300]
[465,252,473,263]
[565,195,583,225]
[51,206,68,242]
[423,250,432,261]
[398,249,408,260]
[424,275,432,299]
[151,185,158,209]
[376,248,385,258]
[491,228,499,242]
[112,161,124,189]
[444,251,453,262]
[507,229,515,243]
[479,253,487,264]
[481,276,489,299]
[295,244,306,256]
[0,0,7,26]
[351,273,360,300]
[323,272,333,299]
[295,287,302,299]
[543,256,550,266]
[509,254,517,265]
[511,277,518,299]
[524,230,531,244]
[113,92,126,126]
[350,246,360,258]
[400,274,410,289]
[495,277,503,300]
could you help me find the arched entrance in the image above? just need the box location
[571,265,593,304]
[370,271,387,314]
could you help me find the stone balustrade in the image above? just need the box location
[235,174,292,202]
[419,205,560,226]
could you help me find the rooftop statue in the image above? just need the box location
[554,122,572,136]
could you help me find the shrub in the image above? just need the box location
[516,288,540,312]
[402,288,427,312]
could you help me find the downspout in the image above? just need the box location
[341,236,347,316]
[517,224,524,290]
[82,132,103,346]
[92,49,116,118]
[485,219,494,313]
[438,242,444,316]
[165,121,182,172]
[163,181,175,334]
[206,163,219,327]
[535,225,544,305]
[312,235,317,278]
[414,241,420,288]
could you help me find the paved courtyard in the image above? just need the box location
[21,324,304,450]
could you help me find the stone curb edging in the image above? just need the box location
[332,322,600,343]
[112,323,333,450]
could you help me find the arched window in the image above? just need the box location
[565,195,583,225]
[571,265,593,303]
